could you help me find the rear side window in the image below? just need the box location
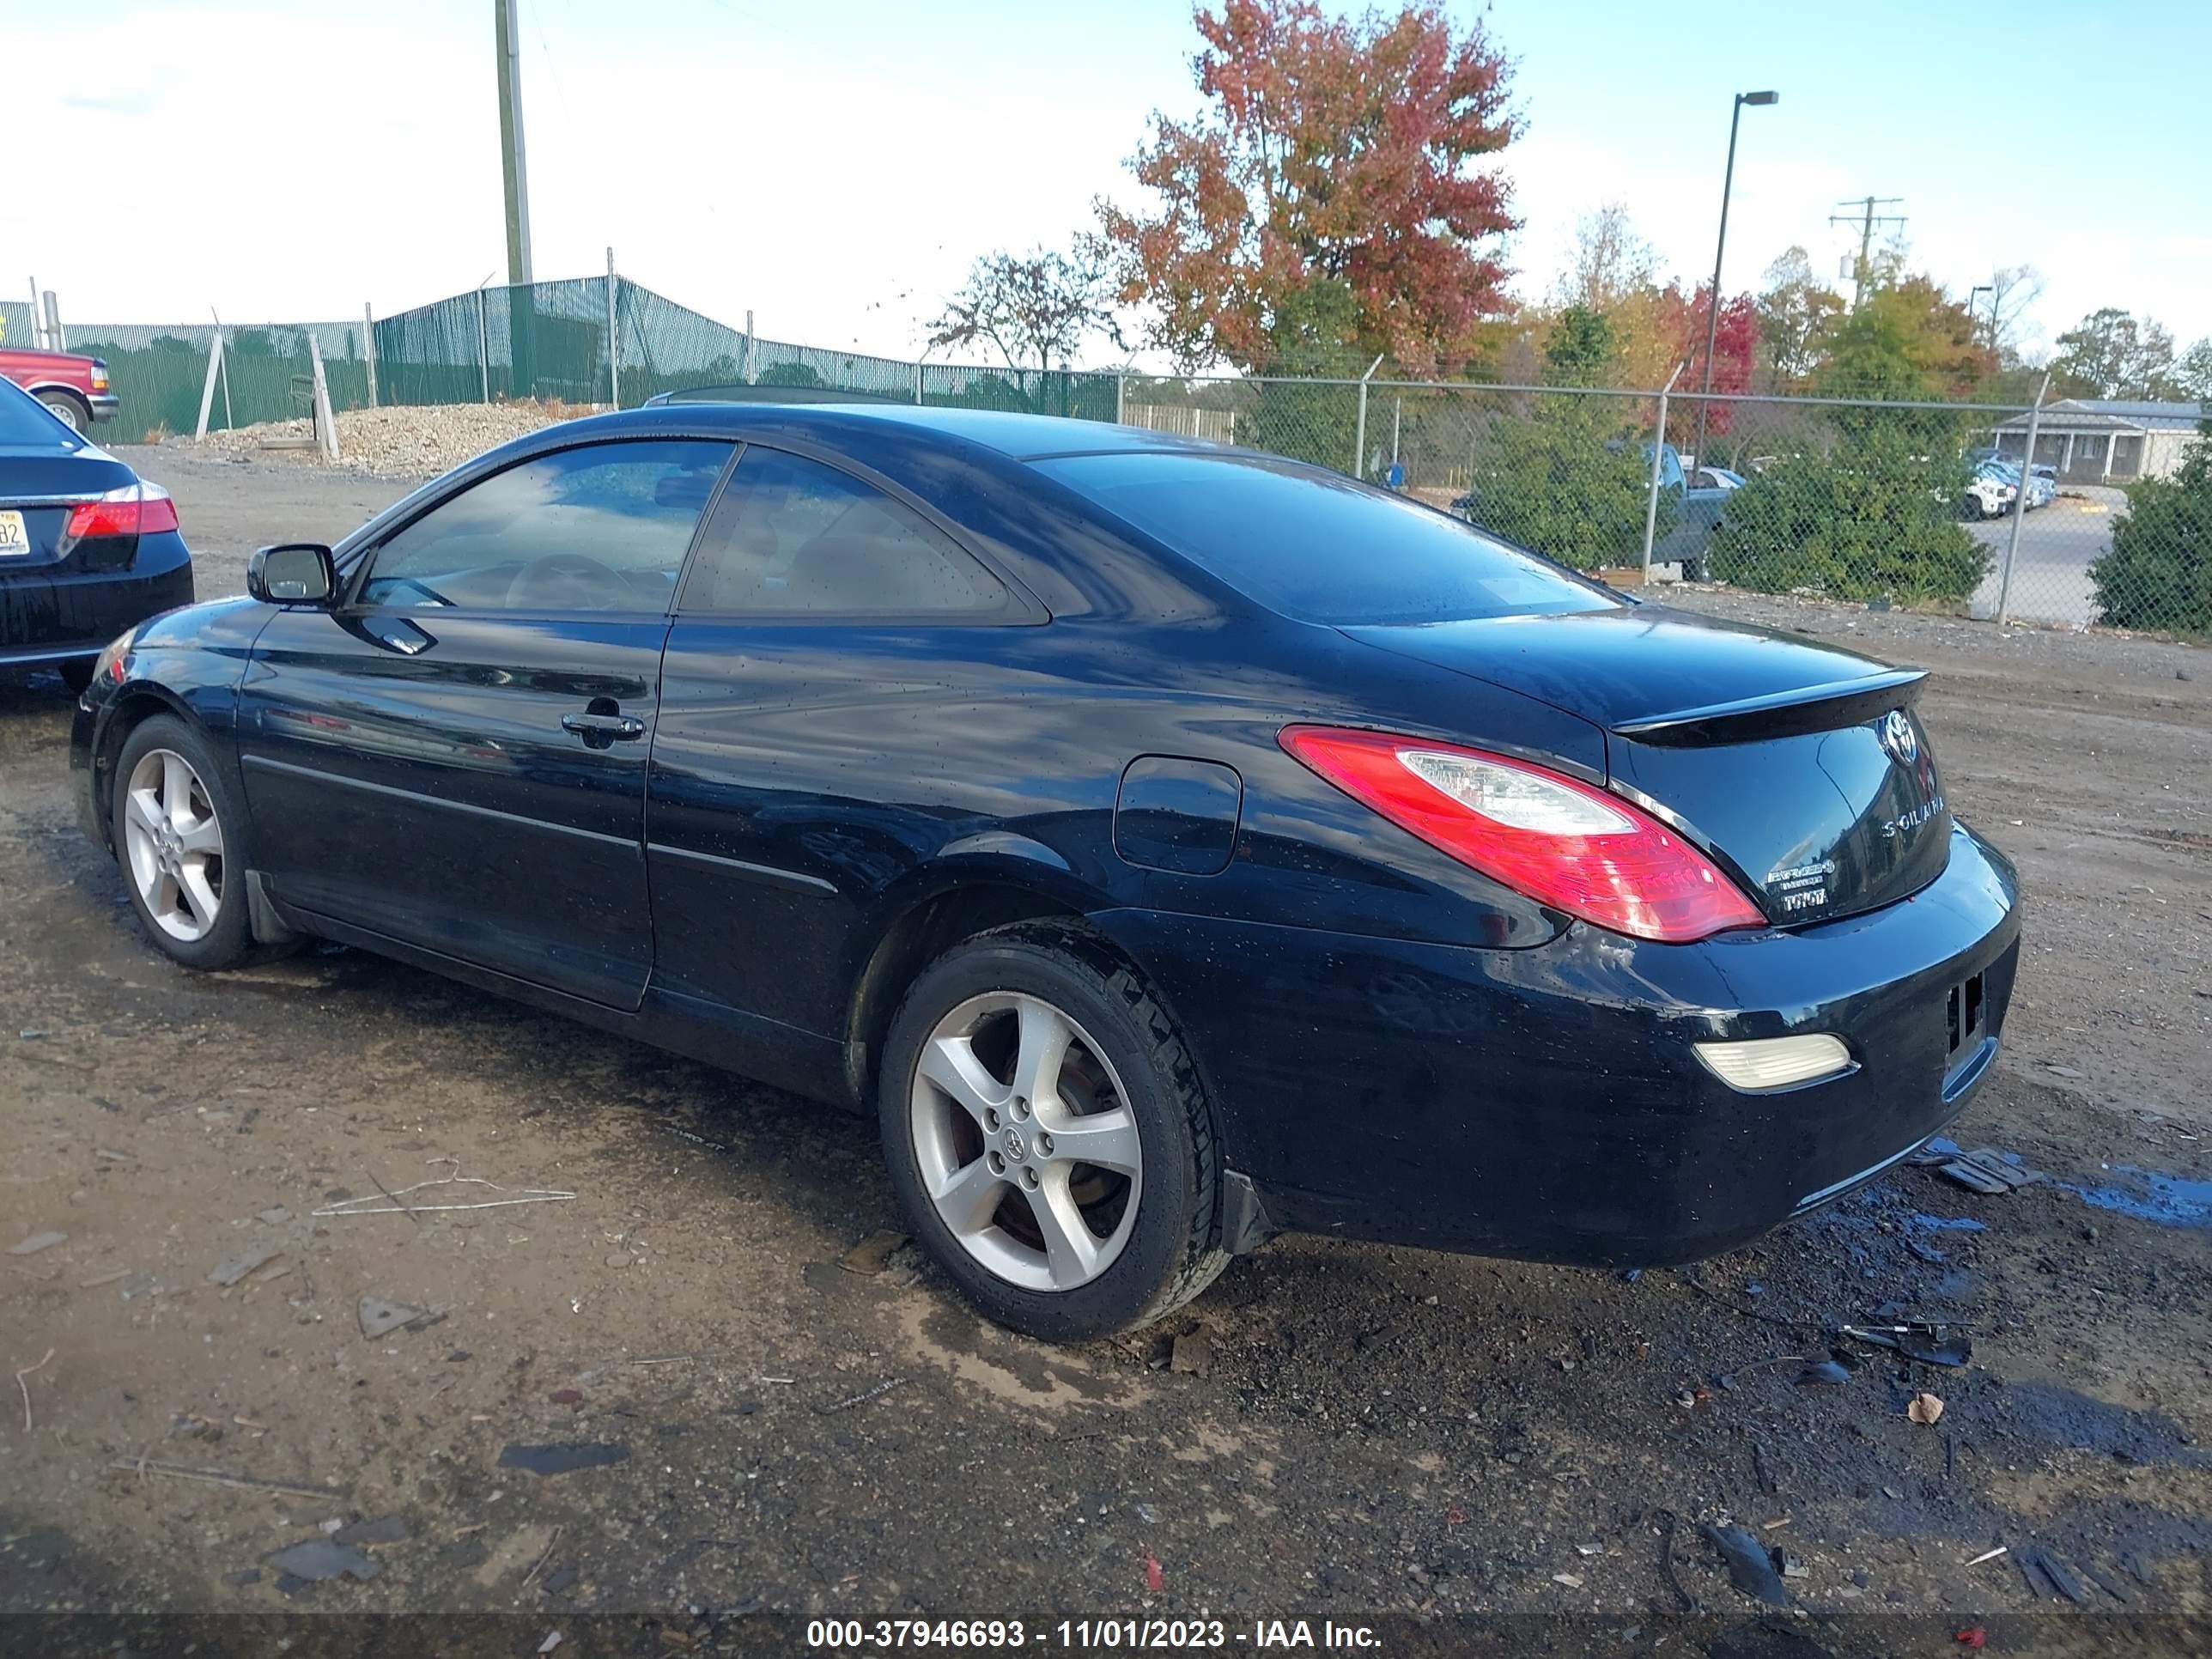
[1036,452,1618,625]
[680,446,1009,617]
[0,378,80,449]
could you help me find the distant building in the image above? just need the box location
[1992,398,2204,484]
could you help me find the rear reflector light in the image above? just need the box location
[61,481,178,549]
[1279,726,1765,944]
[1695,1034,1854,1091]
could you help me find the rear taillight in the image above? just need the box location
[60,481,178,551]
[1279,726,1765,944]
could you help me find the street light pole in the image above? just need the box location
[1692,89,1776,475]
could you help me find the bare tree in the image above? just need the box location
[929,247,1121,371]
[1986,264,2046,361]
[1553,204,1657,312]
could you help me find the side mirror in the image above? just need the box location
[247,543,337,605]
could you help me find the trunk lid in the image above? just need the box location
[0,444,135,568]
[1343,606,1953,925]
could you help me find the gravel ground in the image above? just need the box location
[2,450,2209,1651]
[188,401,591,478]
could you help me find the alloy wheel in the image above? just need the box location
[908,992,1144,1292]
[122,748,226,942]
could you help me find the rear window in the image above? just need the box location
[1035,452,1618,625]
[0,378,80,449]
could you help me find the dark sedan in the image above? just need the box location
[70,404,2020,1340]
[2,376,192,690]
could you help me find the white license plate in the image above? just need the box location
[0,510,27,556]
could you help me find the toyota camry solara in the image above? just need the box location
[70,404,2020,1340]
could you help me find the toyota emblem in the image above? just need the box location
[1880,709,1918,767]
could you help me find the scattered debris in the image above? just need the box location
[497,1443,629,1477]
[538,1630,565,1654]
[2044,1065,2086,1080]
[2079,1560,2133,1604]
[1135,1504,1161,1525]
[1965,1545,2008,1568]
[16,1346,55,1431]
[106,1458,348,1498]
[265,1539,381,1583]
[224,1567,262,1588]
[209,1243,283,1287]
[314,1163,577,1218]
[1774,1550,1810,1580]
[1656,1510,1695,1612]
[840,1231,909,1274]
[819,1376,908,1414]
[357,1297,445,1339]
[1170,1329,1212,1376]
[1907,1392,1947,1425]
[1551,1571,1585,1589]
[2019,1547,2089,1605]
[1705,1523,1790,1607]
[549,1389,584,1406]
[1839,1323,1972,1367]
[1143,1553,1164,1595]
[9,1231,67,1256]
[1576,1541,1604,1558]
[256,1206,292,1225]
[1916,1145,2042,1194]
[332,1514,410,1547]
[520,1525,563,1590]
[1797,1360,1850,1387]
[1954,1628,1985,1650]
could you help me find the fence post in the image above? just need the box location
[914,360,924,406]
[193,331,225,442]
[744,310,756,385]
[26,278,41,349]
[476,288,490,404]
[43,289,64,350]
[605,248,620,410]
[362,303,379,409]
[1995,370,2050,626]
[1352,355,1384,477]
[1115,371,1127,426]
[1642,363,1686,580]
[307,333,340,463]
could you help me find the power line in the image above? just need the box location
[1829,196,1905,307]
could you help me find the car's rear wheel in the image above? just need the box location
[112,714,261,969]
[37,392,87,433]
[878,922,1229,1340]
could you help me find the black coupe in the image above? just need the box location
[71,404,2020,1339]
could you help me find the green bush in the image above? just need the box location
[1463,401,1665,570]
[1708,422,1988,603]
[2091,418,2212,632]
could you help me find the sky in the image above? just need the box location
[7,0,2209,374]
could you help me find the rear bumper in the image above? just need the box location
[0,532,193,666]
[1095,823,2021,1267]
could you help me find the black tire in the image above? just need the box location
[111,713,274,970]
[878,921,1230,1340]
[37,391,88,433]
[57,659,94,695]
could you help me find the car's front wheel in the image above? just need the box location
[36,392,87,433]
[878,923,1229,1340]
[112,714,263,969]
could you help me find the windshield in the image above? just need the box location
[1036,452,1619,626]
[0,378,82,450]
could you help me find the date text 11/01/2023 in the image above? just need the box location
[805,1619,1384,1650]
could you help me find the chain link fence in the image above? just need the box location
[22,276,2207,637]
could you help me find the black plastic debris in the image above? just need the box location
[1797,1360,1850,1387]
[2018,1547,2089,1605]
[331,1514,410,1546]
[1839,1323,1972,1367]
[1704,1523,1790,1607]
[497,1442,629,1477]
[1913,1146,2041,1194]
[264,1539,381,1583]
[2080,1560,2133,1604]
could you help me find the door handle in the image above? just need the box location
[562,711,646,741]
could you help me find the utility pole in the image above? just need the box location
[1692,88,1777,473]
[495,0,533,288]
[1829,196,1905,308]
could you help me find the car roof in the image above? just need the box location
[599,398,1244,463]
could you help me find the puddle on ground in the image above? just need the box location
[1920,1138,2210,1229]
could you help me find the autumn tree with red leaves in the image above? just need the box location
[1094,0,1517,375]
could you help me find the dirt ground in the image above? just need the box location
[3,447,2209,1652]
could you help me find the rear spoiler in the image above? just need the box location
[1609,668,1927,746]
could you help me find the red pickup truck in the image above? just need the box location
[0,346,118,433]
